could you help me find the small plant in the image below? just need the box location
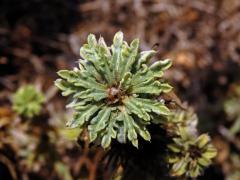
[55,31,172,148]
[167,128,217,178]
[12,85,45,118]
[55,32,216,178]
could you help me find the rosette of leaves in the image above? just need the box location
[167,128,217,178]
[12,85,45,118]
[55,31,172,148]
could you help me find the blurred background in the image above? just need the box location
[0,0,240,179]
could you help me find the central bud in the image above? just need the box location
[189,145,202,159]
[107,86,124,105]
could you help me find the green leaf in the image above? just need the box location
[113,31,123,47]
[100,113,118,148]
[136,50,156,70]
[98,37,111,56]
[202,147,217,159]
[119,39,139,78]
[131,61,172,95]
[197,134,210,148]
[55,79,78,96]
[126,97,170,116]
[73,76,106,91]
[57,70,78,82]
[168,144,181,153]
[88,107,112,132]
[172,158,187,176]
[122,109,138,148]
[67,105,100,128]
[87,33,97,46]
[189,165,201,178]
[159,83,173,93]
[168,156,180,163]
[73,88,107,101]
[112,31,123,81]
[198,157,211,166]
[139,128,151,141]
[119,72,132,90]
[79,60,103,82]
[101,135,111,149]
[123,97,151,121]
[116,112,127,143]
[149,59,172,71]
[80,42,106,78]
[61,128,82,141]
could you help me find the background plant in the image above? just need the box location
[12,85,45,118]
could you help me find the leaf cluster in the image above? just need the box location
[167,128,217,178]
[12,85,45,118]
[55,31,172,148]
